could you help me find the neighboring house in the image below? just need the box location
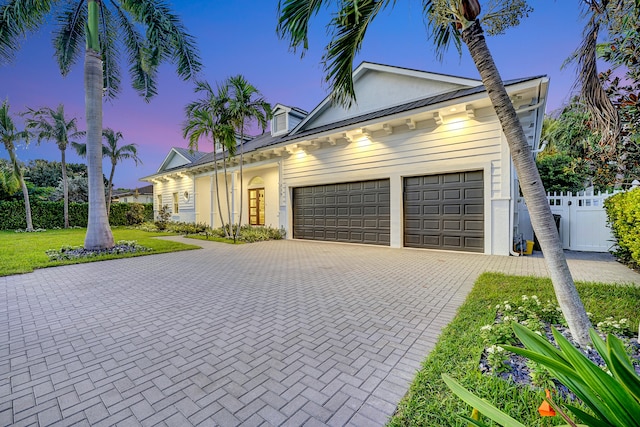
[142,62,548,255]
[112,184,154,204]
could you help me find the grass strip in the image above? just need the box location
[388,272,640,426]
[0,227,200,276]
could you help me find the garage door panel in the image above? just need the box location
[443,235,462,245]
[423,190,440,200]
[293,179,390,245]
[443,205,460,215]
[443,189,461,200]
[444,220,461,230]
[465,220,483,231]
[465,237,484,249]
[465,188,483,199]
[444,174,462,184]
[363,206,378,215]
[466,171,484,182]
[422,220,440,230]
[404,171,484,252]
[465,204,483,215]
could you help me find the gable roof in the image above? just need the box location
[143,65,547,182]
[157,147,207,173]
[266,75,544,147]
[292,61,481,133]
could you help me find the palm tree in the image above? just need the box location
[0,1,201,249]
[0,100,33,231]
[23,104,82,228]
[101,128,141,214]
[0,162,19,196]
[573,1,639,188]
[227,75,271,241]
[183,81,237,238]
[277,0,593,345]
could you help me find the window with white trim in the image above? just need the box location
[172,192,179,213]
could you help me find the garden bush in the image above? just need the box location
[604,187,640,267]
[0,201,153,229]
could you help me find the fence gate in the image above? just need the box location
[518,190,619,252]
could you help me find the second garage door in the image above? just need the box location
[404,171,484,252]
[293,179,390,245]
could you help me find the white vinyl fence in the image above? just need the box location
[517,189,621,252]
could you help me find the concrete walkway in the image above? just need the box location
[1,239,638,427]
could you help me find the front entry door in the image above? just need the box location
[249,188,265,225]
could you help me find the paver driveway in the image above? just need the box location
[1,239,638,426]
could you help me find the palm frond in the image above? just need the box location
[71,141,87,157]
[52,0,87,76]
[183,108,213,152]
[277,0,326,53]
[100,2,122,100]
[111,0,157,100]
[423,0,461,61]
[323,0,393,107]
[120,0,201,82]
[0,0,54,64]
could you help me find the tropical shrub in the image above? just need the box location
[124,203,147,225]
[604,188,640,266]
[445,324,640,427]
[237,225,285,242]
[154,205,171,230]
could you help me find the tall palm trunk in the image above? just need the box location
[107,162,116,214]
[61,148,69,228]
[84,48,114,249]
[462,20,591,345]
[212,146,226,232]
[234,129,245,242]
[222,154,232,238]
[8,147,33,231]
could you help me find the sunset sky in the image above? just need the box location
[1,1,589,189]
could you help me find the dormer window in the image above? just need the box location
[273,113,286,134]
[271,104,308,137]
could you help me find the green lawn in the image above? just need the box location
[0,227,201,276]
[388,272,640,426]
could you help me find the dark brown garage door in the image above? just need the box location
[404,171,484,252]
[293,179,390,245]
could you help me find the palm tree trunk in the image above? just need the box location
[462,20,592,346]
[212,145,226,231]
[222,154,232,238]
[84,47,114,250]
[235,130,245,241]
[107,163,115,215]
[8,148,33,231]
[61,148,69,228]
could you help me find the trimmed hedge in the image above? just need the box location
[604,187,640,267]
[0,201,153,230]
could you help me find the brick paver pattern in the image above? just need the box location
[1,238,638,426]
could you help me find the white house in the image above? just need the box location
[142,62,548,255]
[112,184,154,204]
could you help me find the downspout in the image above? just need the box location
[509,80,545,256]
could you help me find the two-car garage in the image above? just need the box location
[292,171,484,252]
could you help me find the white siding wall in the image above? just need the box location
[153,175,196,223]
[281,107,512,255]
